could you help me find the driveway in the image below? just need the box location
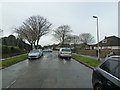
[2,51,93,88]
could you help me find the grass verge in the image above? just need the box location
[1,55,28,68]
[72,54,101,68]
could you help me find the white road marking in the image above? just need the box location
[6,80,16,89]
[63,59,66,64]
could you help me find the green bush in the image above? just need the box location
[2,45,28,58]
[2,45,23,54]
[10,46,21,53]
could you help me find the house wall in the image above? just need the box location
[111,46,120,49]
[93,46,120,50]
[90,46,102,50]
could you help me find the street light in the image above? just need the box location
[93,16,100,61]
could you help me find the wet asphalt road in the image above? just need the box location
[2,51,93,88]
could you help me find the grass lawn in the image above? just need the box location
[1,55,28,68]
[72,54,101,68]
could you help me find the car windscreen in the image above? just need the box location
[30,50,39,53]
[100,58,120,79]
[62,49,71,52]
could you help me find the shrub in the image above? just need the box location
[2,45,28,58]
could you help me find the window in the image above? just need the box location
[30,50,39,53]
[102,39,107,43]
[100,59,120,79]
[114,65,120,79]
[62,49,71,52]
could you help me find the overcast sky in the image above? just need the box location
[0,1,118,46]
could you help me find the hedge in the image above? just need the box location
[1,45,28,58]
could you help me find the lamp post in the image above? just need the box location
[93,16,100,61]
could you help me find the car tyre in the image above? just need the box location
[58,55,60,58]
[60,56,62,59]
[94,84,104,90]
[59,56,62,59]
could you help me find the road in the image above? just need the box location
[2,51,93,88]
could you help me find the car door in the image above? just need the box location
[99,59,120,89]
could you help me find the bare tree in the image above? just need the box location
[79,33,95,45]
[64,35,73,44]
[53,25,72,46]
[71,35,80,44]
[64,35,79,44]
[63,35,80,49]
[15,15,52,49]
[15,26,35,49]
[70,35,80,48]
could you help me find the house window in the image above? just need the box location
[102,39,107,43]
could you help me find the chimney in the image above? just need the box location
[105,36,107,39]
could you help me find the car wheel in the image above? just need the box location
[59,55,62,58]
[60,56,62,58]
[94,84,103,90]
[58,55,60,58]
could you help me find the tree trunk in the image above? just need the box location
[33,42,36,49]
[62,34,65,47]
[36,38,40,49]
[30,43,33,50]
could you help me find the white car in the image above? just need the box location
[58,48,72,59]
[38,49,43,56]
[28,49,42,60]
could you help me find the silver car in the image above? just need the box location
[58,48,72,59]
[38,49,43,56]
[28,49,43,60]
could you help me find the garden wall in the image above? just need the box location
[75,49,120,58]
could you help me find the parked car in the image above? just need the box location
[92,55,120,90]
[58,48,72,59]
[28,49,43,60]
[38,49,43,56]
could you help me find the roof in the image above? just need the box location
[106,55,120,61]
[110,55,120,58]
[97,36,120,46]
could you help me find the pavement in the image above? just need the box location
[75,53,105,62]
[2,51,93,88]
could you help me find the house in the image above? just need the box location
[90,36,120,50]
